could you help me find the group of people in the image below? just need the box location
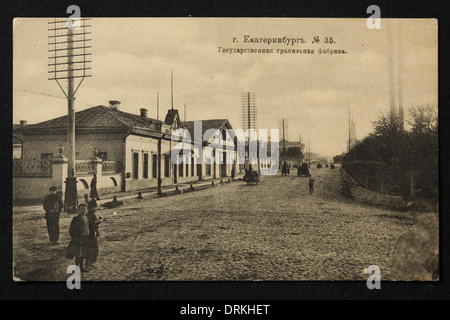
[43,186,103,272]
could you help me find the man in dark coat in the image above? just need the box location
[43,186,63,244]
[309,177,315,194]
[66,203,91,272]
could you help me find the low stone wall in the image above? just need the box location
[341,169,406,209]
[13,176,57,202]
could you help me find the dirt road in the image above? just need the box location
[13,167,425,281]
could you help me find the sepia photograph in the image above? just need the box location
[12,17,438,283]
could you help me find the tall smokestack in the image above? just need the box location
[398,22,404,130]
[387,21,396,118]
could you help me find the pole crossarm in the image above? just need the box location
[48,67,92,73]
[49,75,91,81]
[48,39,92,45]
[48,60,92,66]
[48,25,92,31]
[48,32,91,38]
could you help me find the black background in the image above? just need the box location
[0,0,449,305]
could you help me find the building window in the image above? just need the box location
[13,145,23,159]
[41,153,53,160]
[97,152,107,161]
[152,154,158,178]
[143,153,149,179]
[164,154,170,177]
[206,163,211,176]
[179,162,184,177]
[191,157,195,176]
[132,152,139,179]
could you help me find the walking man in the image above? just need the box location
[309,177,315,194]
[43,186,63,244]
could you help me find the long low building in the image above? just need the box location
[13,101,242,202]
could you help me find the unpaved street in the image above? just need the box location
[13,168,420,281]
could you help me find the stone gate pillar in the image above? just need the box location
[51,155,68,195]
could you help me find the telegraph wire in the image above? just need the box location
[13,89,94,107]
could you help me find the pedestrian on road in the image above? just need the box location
[309,177,315,194]
[66,203,91,272]
[85,200,103,268]
[43,186,63,244]
[90,174,100,200]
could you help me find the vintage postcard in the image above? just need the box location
[12,17,438,283]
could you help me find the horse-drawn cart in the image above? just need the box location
[298,163,311,177]
[243,168,260,185]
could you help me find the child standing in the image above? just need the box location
[66,203,91,272]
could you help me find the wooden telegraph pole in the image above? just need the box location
[48,17,92,212]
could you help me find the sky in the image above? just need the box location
[13,18,438,158]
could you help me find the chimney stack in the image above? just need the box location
[109,100,121,110]
[140,108,148,118]
[19,120,27,128]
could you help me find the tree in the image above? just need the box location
[406,105,439,196]
[370,111,406,166]
[408,105,438,136]
[343,105,439,198]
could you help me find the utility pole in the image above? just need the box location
[348,104,351,153]
[309,140,311,168]
[157,91,160,122]
[282,118,286,164]
[171,70,174,110]
[157,136,162,196]
[48,17,91,212]
[170,71,175,184]
[299,134,303,164]
[241,93,257,171]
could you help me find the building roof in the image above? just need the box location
[13,124,23,143]
[181,119,241,149]
[13,135,23,144]
[16,105,163,137]
[181,119,232,138]
[164,109,180,126]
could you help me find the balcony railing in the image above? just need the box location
[102,161,122,173]
[75,160,96,175]
[13,159,122,177]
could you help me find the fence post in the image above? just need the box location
[365,166,369,189]
[410,170,415,198]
